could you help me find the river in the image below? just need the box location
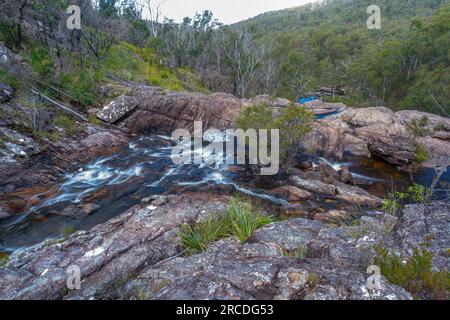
[0,133,448,254]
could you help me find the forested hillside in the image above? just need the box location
[0,0,449,116]
[150,0,449,115]
[239,0,450,114]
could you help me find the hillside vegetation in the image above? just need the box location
[239,0,450,114]
[0,0,206,113]
[0,0,448,116]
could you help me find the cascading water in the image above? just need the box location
[1,133,448,254]
[0,133,286,252]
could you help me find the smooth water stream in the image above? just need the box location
[0,133,448,254]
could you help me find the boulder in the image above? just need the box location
[96,95,138,124]
[334,182,382,206]
[289,176,336,196]
[300,107,450,168]
[271,186,312,201]
[315,163,339,183]
[338,167,353,184]
[0,127,39,157]
[340,107,396,127]
[58,203,101,219]
[98,86,241,134]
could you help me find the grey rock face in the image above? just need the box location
[0,83,14,103]
[301,107,450,168]
[0,127,39,157]
[0,194,228,300]
[289,176,336,196]
[3,193,441,300]
[96,95,138,124]
[392,201,450,272]
[289,175,381,206]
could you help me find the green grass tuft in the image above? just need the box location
[178,216,229,255]
[88,114,102,125]
[225,197,274,243]
[61,225,75,239]
[53,114,76,134]
[178,196,274,254]
[0,253,9,268]
[408,116,431,137]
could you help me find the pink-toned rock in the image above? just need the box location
[100,86,242,134]
[271,186,312,201]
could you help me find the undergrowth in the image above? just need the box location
[374,245,450,300]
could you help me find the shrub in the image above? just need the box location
[27,46,54,76]
[0,253,9,268]
[275,103,315,163]
[407,184,427,204]
[408,116,431,137]
[381,183,428,215]
[234,102,314,165]
[381,197,401,216]
[434,122,446,131]
[414,143,429,165]
[374,246,450,300]
[235,103,275,132]
[61,225,75,239]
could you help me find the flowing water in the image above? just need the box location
[0,133,448,254]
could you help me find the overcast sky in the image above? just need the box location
[157,0,314,25]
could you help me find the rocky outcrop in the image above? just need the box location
[0,124,129,218]
[97,86,242,134]
[288,163,382,207]
[303,100,347,116]
[1,193,431,300]
[390,201,450,272]
[271,186,312,201]
[97,95,138,124]
[301,107,450,168]
[3,190,447,300]
[241,94,292,109]
[96,88,352,135]
[0,193,228,299]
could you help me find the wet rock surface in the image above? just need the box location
[301,107,450,168]
[2,192,447,300]
[0,123,129,219]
